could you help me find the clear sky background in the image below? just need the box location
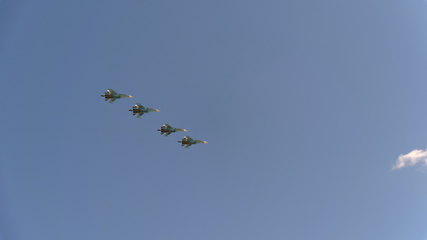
[1,0,427,239]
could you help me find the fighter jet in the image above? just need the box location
[157,124,188,136]
[101,89,134,103]
[129,103,160,118]
[178,136,208,148]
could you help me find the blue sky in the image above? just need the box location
[1,0,427,239]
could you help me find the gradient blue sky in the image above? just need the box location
[1,0,427,239]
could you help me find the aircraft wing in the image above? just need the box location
[195,140,208,144]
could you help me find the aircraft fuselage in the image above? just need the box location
[130,108,142,113]
[160,128,173,133]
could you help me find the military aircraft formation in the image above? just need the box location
[101,89,208,148]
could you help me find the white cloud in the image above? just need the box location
[393,149,427,170]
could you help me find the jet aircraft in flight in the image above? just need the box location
[157,124,188,136]
[101,89,133,103]
[129,103,160,118]
[178,136,208,148]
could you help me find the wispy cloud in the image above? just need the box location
[393,149,427,170]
